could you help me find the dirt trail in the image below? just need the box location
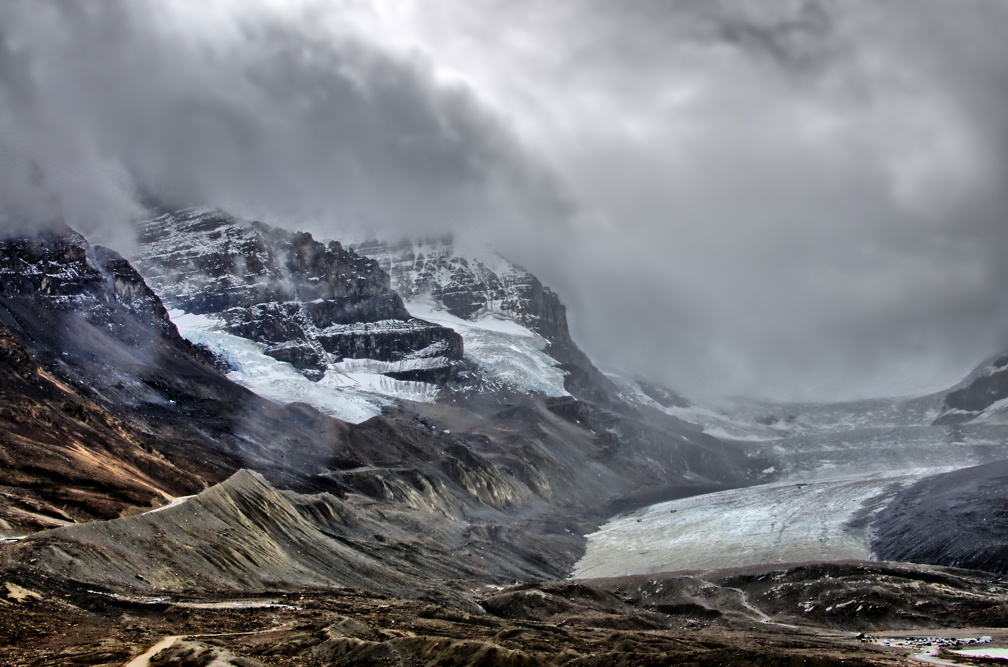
[124,635,182,667]
[140,495,194,516]
[697,574,802,629]
[730,585,773,623]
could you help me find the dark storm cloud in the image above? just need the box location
[0,0,569,247]
[2,0,1007,401]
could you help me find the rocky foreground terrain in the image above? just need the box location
[4,559,1008,665]
[3,218,1008,665]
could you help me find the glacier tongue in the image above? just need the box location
[169,310,394,423]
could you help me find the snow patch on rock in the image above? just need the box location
[170,309,405,423]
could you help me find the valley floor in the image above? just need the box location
[5,562,1008,666]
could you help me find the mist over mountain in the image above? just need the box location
[7,5,1008,664]
[2,0,1008,400]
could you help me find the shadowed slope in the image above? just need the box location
[9,470,416,594]
[871,460,1008,574]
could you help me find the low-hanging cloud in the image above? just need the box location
[2,0,1007,402]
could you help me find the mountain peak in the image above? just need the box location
[133,208,464,383]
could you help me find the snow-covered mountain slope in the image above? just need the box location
[933,349,1008,424]
[610,372,942,441]
[131,210,582,418]
[353,237,617,403]
[605,373,783,442]
[168,298,570,422]
[133,208,463,384]
[169,310,402,423]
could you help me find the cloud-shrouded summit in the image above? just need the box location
[2,0,1007,402]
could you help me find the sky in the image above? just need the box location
[1,0,1007,402]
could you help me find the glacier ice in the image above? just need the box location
[406,299,568,397]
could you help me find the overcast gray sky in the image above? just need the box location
[1,0,1007,402]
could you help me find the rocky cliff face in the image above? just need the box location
[0,227,211,387]
[133,209,463,382]
[0,225,187,347]
[933,349,1008,424]
[353,237,616,402]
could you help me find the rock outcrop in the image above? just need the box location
[354,237,617,402]
[134,208,463,381]
[933,349,1008,424]
[0,226,176,338]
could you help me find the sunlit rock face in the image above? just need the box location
[354,237,616,403]
[133,208,463,382]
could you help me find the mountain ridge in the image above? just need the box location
[133,208,464,383]
[933,347,1008,424]
[354,236,618,403]
[0,221,759,575]
[5,220,1008,666]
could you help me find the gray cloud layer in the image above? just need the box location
[398,0,1008,400]
[1,0,1006,401]
[0,0,569,245]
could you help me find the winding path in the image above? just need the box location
[124,636,182,667]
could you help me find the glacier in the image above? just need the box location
[575,421,1008,578]
[406,299,568,398]
[168,299,568,423]
[170,310,392,423]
